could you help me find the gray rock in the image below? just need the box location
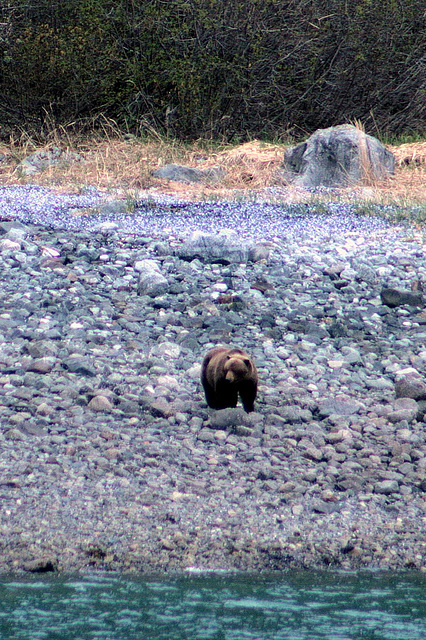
[178,229,253,264]
[275,405,312,423]
[98,200,133,215]
[387,398,419,423]
[365,378,395,391]
[0,221,29,236]
[25,341,58,359]
[5,227,27,243]
[27,357,56,374]
[209,408,248,429]
[136,259,169,297]
[311,500,339,514]
[318,397,365,417]
[18,147,82,175]
[153,164,226,184]
[395,375,426,400]
[4,428,26,441]
[0,238,20,252]
[88,396,114,412]
[35,402,54,416]
[232,425,255,436]
[375,480,399,495]
[380,287,424,308]
[118,399,140,415]
[303,446,324,462]
[249,244,272,262]
[279,124,395,187]
[62,357,97,377]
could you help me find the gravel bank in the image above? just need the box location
[0,185,425,575]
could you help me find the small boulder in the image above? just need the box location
[136,259,169,297]
[178,229,253,264]
[395,375,426,400]
[209,408,248,429]
[88,396,114,412]
[387,397,418,423]
[36,402,55,416]
[18,147,82,175]
[375,480,399,495]
[153,163,226,185]
[4,429,26,441]
[62,356,97,377]
[380,287,424,308]
[317,396,364,417]
[27,357,56,374]
[0,238,21,252]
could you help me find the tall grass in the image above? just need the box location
[0,120,424,213]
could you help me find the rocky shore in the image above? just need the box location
[0,186,425,574]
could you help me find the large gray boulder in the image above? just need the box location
[279,125,395,188]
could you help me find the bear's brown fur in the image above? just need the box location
[201,346,258,413]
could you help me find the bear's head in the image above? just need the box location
[224,353,252,383]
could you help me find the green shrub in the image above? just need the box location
[0,0,424,140]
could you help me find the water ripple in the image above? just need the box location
[0,572,424,639]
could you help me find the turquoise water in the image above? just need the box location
[0,572,425,639]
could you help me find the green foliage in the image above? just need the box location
[0,0,424,139]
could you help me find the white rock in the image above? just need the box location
[0,239,20,251]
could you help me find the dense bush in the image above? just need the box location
[0,0,424,140]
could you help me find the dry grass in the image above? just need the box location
[373,141,426,205]
[0,128,424,206]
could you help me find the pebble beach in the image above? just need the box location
[0,185,425,574]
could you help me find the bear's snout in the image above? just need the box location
[225,370,237,383]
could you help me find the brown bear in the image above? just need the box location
[201,346,258,413]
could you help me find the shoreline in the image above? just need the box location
[0,188,425,575]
